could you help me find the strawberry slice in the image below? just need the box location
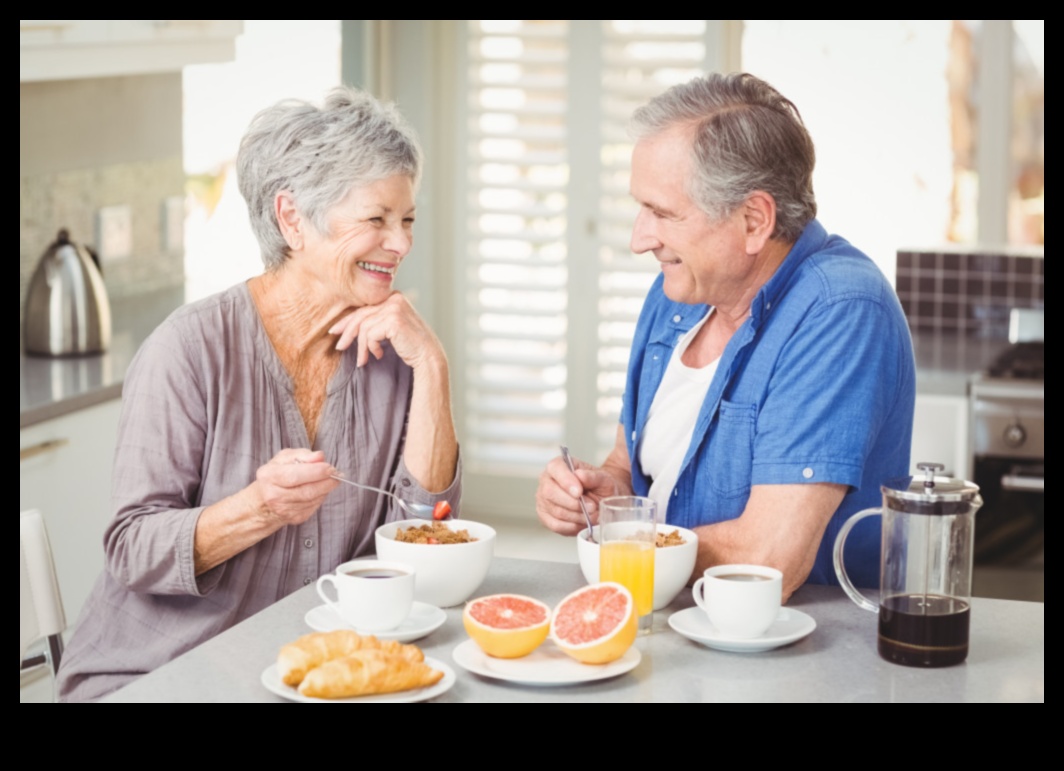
[433,501,452,521]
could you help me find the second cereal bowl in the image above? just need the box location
[375,520,496,608]
[577,523,698,611]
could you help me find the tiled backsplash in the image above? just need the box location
[896,251,1044,339]
[19,158,186,322]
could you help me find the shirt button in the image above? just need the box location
[304,539,314,549]
[803,468,815,480]
[653,354,659,361]
[401,478,412,488]
[672,315,682,323]
[303,578,313,586]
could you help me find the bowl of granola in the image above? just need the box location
[375,520,496,608]
[577,523,698,610]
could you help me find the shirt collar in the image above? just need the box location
[749,219,827,326]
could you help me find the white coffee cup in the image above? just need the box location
[316,559,415,632]
[692,564,783,639]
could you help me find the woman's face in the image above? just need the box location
[300,174,416,308]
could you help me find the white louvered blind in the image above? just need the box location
[457,20,727,487]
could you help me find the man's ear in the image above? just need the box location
[742,191,778,255]
[274,190,304,252]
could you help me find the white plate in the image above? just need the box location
[452,639,641,687]
[668,607,817,653]
[304,602,447,643]
[260,658,455,703]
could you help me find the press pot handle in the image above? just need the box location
[833,507,879,613]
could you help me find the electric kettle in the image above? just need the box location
[24,229,112,357]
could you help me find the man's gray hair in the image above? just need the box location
[237,86,423,269]
[631,72,816,242]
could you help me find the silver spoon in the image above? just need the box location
[560,445,595,543]
[329,475,440,520]
[295,459,442,520]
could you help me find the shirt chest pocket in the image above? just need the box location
[701,400,758,500]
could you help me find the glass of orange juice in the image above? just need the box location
[599,496,656,635]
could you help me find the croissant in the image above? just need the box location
[298,650,444,699]
[277,631,424,686]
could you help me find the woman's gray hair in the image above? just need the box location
[631,72,816,242]
[237,86,423,268]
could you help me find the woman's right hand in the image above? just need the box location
[251,449,341,528]
[194,450,340,576]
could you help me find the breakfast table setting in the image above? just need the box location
[102,548,1044,703]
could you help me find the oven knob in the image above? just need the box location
[1003,423,1027,449]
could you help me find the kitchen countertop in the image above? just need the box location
[911,332,1010,398]
[20,285,187,428]
[103,557,1044,703]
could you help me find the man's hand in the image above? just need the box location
[536,456,621,535]
[536,426,635,536]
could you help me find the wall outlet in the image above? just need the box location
[95,204,133,262]
[161,196,185,253]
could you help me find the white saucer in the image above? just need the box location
[668,607,817,653]
[452,639,641,687]
[304,602,446,643]
[260,659,455,703]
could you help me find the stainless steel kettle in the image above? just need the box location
[24,229,112,357]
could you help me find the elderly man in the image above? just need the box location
[536,73,914,599]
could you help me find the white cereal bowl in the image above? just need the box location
[577,524,698,611]
[375,520,496,608]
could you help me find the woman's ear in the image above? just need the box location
[274,190,304,252]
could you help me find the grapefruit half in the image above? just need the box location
[550,582,637,664]
[463,594,552,658]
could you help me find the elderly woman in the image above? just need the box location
[56,88,459,702]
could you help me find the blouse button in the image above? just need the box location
[304,539,314,549]
[803,468,815,480]
[303,578,313,586]
[672,314,682,323]
[401,478,412,488]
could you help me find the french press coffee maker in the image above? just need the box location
[834,463,982,667]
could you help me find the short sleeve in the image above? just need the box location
[749,295,910,488]
[104,316,220,597]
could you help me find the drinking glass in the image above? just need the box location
[599,496,656,634]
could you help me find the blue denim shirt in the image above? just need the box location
[621,220,915,587]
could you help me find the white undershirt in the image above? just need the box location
[638,311,717,519]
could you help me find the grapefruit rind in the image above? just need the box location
[463,594,551,659]
[550,582,637,665]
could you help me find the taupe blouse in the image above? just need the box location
[56,283,460,702]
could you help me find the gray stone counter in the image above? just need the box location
[20,285,187,428]
[104,557,1044,704]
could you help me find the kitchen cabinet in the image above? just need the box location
[20,20,242,82]
[911,393,969,479]
[20,398,121,627]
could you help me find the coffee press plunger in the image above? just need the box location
[834,463,982,667]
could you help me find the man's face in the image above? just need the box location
[629,126,749,307]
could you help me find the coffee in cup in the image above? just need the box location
[692,564,782,639]
[316,559,415,632]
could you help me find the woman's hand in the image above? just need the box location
[329,292,445,373]
[193,449,339,575]
[252,449,340,528]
